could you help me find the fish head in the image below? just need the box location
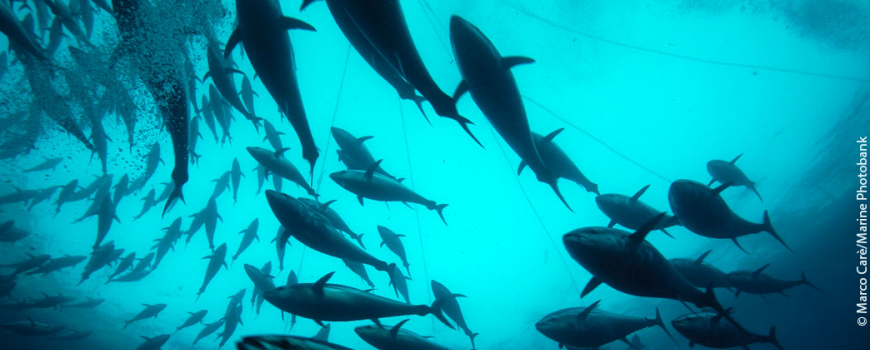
[229,288,247,303]
[594,194,624,213]
[534,310,576,342]
[562,228,629,268]
[266,191,308,226]
[330,127,354,147]
[354,325,387,342]
[671,313,714,337]
[706,160,731,177]
[376,225,391,239]
[450,16,498,78]
[668,179,707,202]
[262,285,305,311]
[246,147,269,161]
[328,171,353,188]
[243,264,261,278]
[667,179,713,214]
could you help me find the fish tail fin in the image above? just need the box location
[701,285,724,313]
[410,95,431,125]
[354,233,366,249]
[548,180,573,212]
[766,326,785,350]
[654,308,677,345]
[469,332,479,349]
[429,203,449,225]
[299,0,318,10]
[704,285,753,337]
[801,271,822,292]
[585,182,600,196]
[162,185,184,218]
[750,182,763,202]
[452,115,482,148]
[762,211,792,252]
[428,298,455,330]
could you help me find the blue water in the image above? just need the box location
[0,0,868,349]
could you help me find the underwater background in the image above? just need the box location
[0,0,868,349]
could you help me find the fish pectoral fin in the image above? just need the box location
[357,195,364,206]
[516,160,527,175]
[581,277,602,297]
[606,219,616,228]
[731,153,743,164]
[453,80,469,101]
[501,56,535,70]
[278,17,316,32]
[711,182,733,195]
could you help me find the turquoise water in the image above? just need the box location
[0,0,868,349]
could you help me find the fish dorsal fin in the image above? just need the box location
[630,184,651,203]
[390,319,410,339]
[316,200,335,212]
[28,318,35,326]
[396,178,405,183]
[501,56,535,70]
[274,148,291,158]
[140,335,151,341]
[355,136,373,146]
[694,250,713,265]
[628,213,666,248]
[577,300,601,321]
[279,17,316,32]
[453,80,469,101]
[313,272,334,296]
[711,182,733,196]
[731,153,743,164]
[752,264,771,278]
[541,128,564,144]
[365,160,383,181]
